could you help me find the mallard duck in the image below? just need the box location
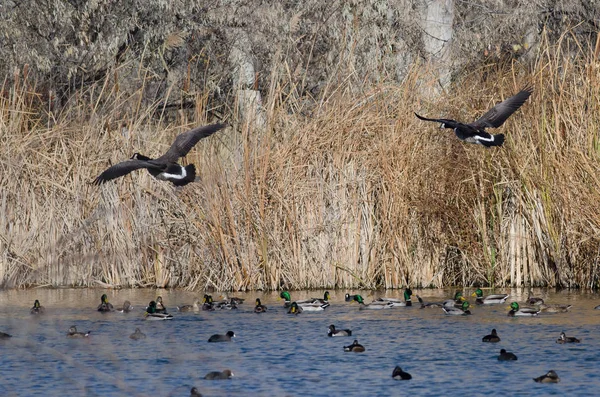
[93,123,225,186]
[375,288,413,307]
[0,332,12,339]
[538,303,572,313]
[482,329,501,342]
[556,331,580,344]
[129,328,146,340]
[392,366,412,380]
[116,300,133,313]
[97,294,114,312]
[216,299,238,310]
[208,331,235,342]
[594,304,600,310]
[328,324,352,337]
[254,298,267,313]
[190,386,203,396]
[202,295,215,311]
[67,326,90,338]
[343,340,366,352]
[288,302,303,314]
[219,293,245,305]
[203,369,234,380]
[279,291,330,308]
[177,299,201,312]
[30,299,45,314]
[415,87,532,147]
[443,301,472,315]
[472,288,509,304]
[352,294,394,310]
[533,370,560,383]
[416,295,444,308]
[498,349,518,361]
[145,301,173,320]
[526,290,544,305]
[508,302,539,317]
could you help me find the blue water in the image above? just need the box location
[0,288,598,396]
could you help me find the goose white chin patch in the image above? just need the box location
[158,167,186,180]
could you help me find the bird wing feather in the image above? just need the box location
[93,159,164,184]
[471,87,532,128]
[154,123,225,163]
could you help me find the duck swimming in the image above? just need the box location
[202,295,215,311]
[416,295,444,308]
[97,294,114,312]
[538,303,572,313]
[288,302,303,314]
[533,370,560,383]
[177,299,201,312]
[392,366,412,380]
[498,349,518,361]
[415,87,532,147]
[203,369,234,380]
[93,123,225,186]
[482,329,501,342]
[116,300,133,313]
[556,331,580,344]
[343,340,366,352]
[254,298,267,313]
[352,295,394,310]
[328,324,352,337]
[30,299,45,314]
[443,301,472,315]
[67,326,90,338]
[375,288,413,307]
[145,301,173,320]
[472,288,509,304]
[208,331,235,342]
[526,290,544,305]
[507,302,539,317]
[129,328,146,340]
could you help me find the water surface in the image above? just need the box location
[0,288,598,396]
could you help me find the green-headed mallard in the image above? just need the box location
[202,295,215,311]
[145,300,173,320]
[392,366,412,380]
[538,303,572,313]
[328,324,352,337]
[203,369,234,380]
[472,288,509,304]
[116,300,133,313]
[254,298,267,313]
[129,328,146,340]
[280,291,293,307]
[67,325,90,338]
[352,294,393,310]
[30,299,45,314]
[508,302,539,317]
[279,291,330,308]
[177,299,201,312]
[443,301,472,315]
[556,331,580,344]
[482,329,501,342]
[343,340,365,352]
[208,330,235,342]
[97,294,114,312]
[375,288,413,307]
[533,370,560,383]
[498,348,517,361]
[288,302,303,314]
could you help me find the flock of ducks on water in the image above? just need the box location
[2,288,588,393]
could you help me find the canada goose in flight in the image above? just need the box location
[414,87,532,147]
[93,123,225,186]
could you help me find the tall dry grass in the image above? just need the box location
[1,33,599,290]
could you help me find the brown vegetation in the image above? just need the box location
[0,30,599,290]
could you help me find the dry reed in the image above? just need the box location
[0,33,599,290]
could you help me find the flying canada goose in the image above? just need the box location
[415,87,532,147]
[93,123,225,186]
